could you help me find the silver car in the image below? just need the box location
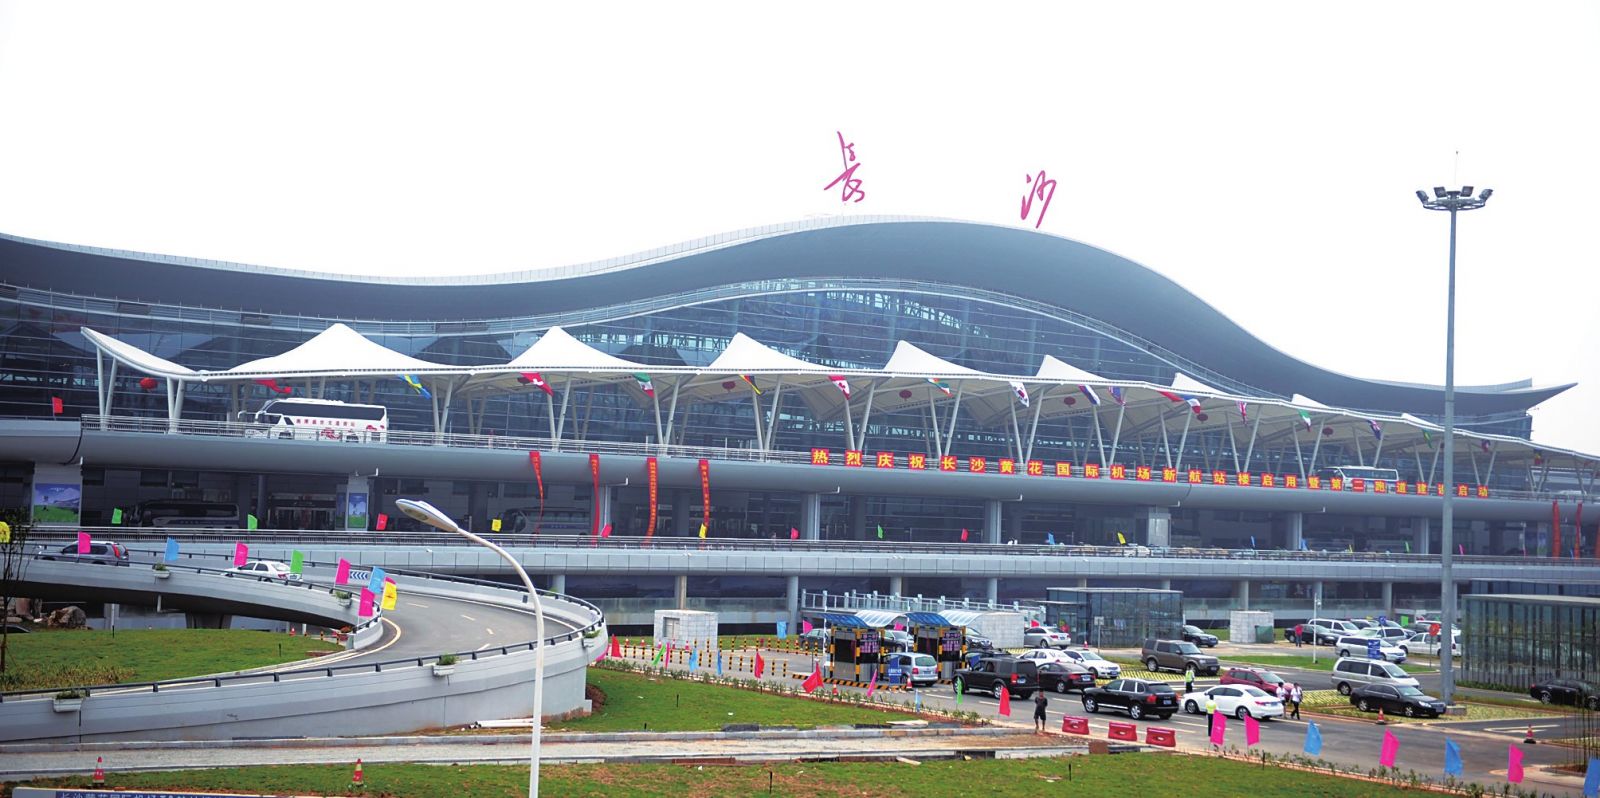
[1060,648,1121,679]
[1330,657,1419,695]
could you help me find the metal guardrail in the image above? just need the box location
[0,553,605,702]
[46,527,1600,568]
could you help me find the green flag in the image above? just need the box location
[111,507,123,525]
[652,646,664,666]
[955,678,964,706]
[876,525,885,540]
[247,514,259,530]
[290,550,305,574]
[1404,540,1411,554]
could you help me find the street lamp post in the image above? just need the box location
[1416,185,1492,706]
[396,499,545,797]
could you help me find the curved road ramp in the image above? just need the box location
[2,556,606,743]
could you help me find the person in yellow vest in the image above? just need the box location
[1205,694,1217,720]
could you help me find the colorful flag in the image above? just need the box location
[739,374,763,395]
[1423,429,1434,448]
[335,558,351,584]
[689,650,699,673]
[876,524,885,540]
[1299,410,1313,430]
[1011,381,1031,408]
[1076,384,1099,406]
[111,507,123,525]
[1046,532,1056,545]
[716,651,724,676]
[633,372,655,398]
[828,375,851,399]
[1369,419,1383,440]
[998,684,1011,716]
[1582,757,1599,797]
[491,518,502,532]
[866,668,879,698]
[1250,535,1257,550]
[754,652,766,678]
[1157,390,1183,403]
[1210,711,1226,746]
[400,374,431,398]
[1554,500,1563,560]
[926,377,952,397]
[1238,401,1248,422]
[0,522,8,544]
[790,527,800,540]
[955,677,964,706]
[776,620,788,639]
[802,665,822,693]
[233,541,248,567]
[1116,531,1127,545]
[368,567,385,592]
[1404,540,1412,554]
[802,620,813,634]
[290,550,304,575]
[247,514,259,530]
[599,523,612,538]
[609,637,621,658]
[51,396,64,415]
[698,522,708,539]
[1304,722,1323,756]
[358,588,374,617]
[1380,728,1399,768]
[77,531,91,554]
[914,689,923,713]
[253,378,293,395]
[164,537,179,562]
[651,646,664,666]
[1184,396,1203,414]
[1481,440,1491,453]
[1108,386,1126,406]
[375,512,388,531]
[1245,712,1260,746]
[1508,745,1524,784]
[1533,451,1545,466]
[960,528,970,542]
[517,372,552,396]
[381,579,397,611]
[1444,738,1463,777]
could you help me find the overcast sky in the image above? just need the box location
[2,2,1596,453]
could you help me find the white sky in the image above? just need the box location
[2,2,1596,453]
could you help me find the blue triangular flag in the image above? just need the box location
[1444,738,1463,777]
[689,650,699,673]
[716,651,723,676]
[164,537,179,562]
[1250,535,1257,549]
[776,620,788,640]
[1046,532,1056,546]
[1584,757,1599,797]
[368,567,385,592]
[1300,538,1310,551]
[1303,722,1322,756]
[914,689,922,713]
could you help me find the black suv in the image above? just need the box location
[1181,625,1219,647]
[1082,678,1178,720]
[1141,638,1220,675]
[955,655,1038,699]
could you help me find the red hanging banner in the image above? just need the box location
[590,453,601,539]
[528,451,545,534]
[646,456,659,541]
[1552,500,1562,559]
[699,459,711,532]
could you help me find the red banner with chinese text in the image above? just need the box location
[529,450,545,534]
[589,453,601,538]
[699,459,711,531]
[646,456,658,540]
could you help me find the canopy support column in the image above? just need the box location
[1535,461,1550,493]
[841,385,855,451]
[749,385,766,458]
[1022,387,1047,463]
[650,383,665,449]
[1008,400,1025,463]
[1291,422,1307,480]
[925,393,943,460]
[1428,441,1441,484]
[1469,448,1482,485]
[764,376,785,451]
[1306,417,1325,476]
[855,382,877,451]
[1090,404,1107,466]
[1173,409,1194,471]
[941,382,965,455]
[165,379,186,434]
[1105,401,1127,467]
[1372,424,1386,464]
[438,379,458,440]
[1241,411,1263,472]
[93,350,117,429]
[431,386,443,442]
[662,380,682,454]
[578,386,596,442]
[553,379,573,451]
[1484,446,1498,484]
[1224,411,1241,472]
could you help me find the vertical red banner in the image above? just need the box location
[528,451,545,534]
[699,459,711,532]
[1552,500,1562,559]
[589,453,601,539]
[646,456,659,540]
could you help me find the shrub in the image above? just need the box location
[437,654,458,666]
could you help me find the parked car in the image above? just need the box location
[1219,666,1287,696]
[1330,657,1419,695]
[1140,638,1220,676]
[1355,627,1410,643]
[1059,648,1121,679]
[38,539,129,565]
[1333,635,1406,663]
[881,629,915,651]
[1181,625,1219,647]
[1345,619,1374,630]
[1399,631,1459,658]
[1037,661,1097,694]
[1288,618,1359,645]
[1081,678,1178,720]
[225,560,302,581]
[882,652,940,687]
[1017,648,1077,667]
[1182,685,1284,720]
[1529,678,1600,710]
[964,629,995,650]
[1023,626,1072,649]
[955,655,1038,698]
[798,628,831,651]
[1350,684,1447,718]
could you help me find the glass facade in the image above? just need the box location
[1462,595,1600,691]
[1044,587,1182,647]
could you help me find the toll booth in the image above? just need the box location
[815,612,880,682]
[905,611,964,682]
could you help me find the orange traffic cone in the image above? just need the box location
[351,758,365,788]
[1376,708,1387,725]
[92,756,105,785]
[1524,725,1536,745]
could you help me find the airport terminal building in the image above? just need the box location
[3,217,1596,623]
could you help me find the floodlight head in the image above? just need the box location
[1434,187,1448,198]
[1460,185,1473,196]
[395,499,460,533]
[1478,188,1493,200]
[1416,190,1430,204]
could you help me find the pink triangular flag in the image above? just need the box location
[1245,712,1260,746]
[1379,729,1399,768]
[1507,745,1524,783]
[1209,711,1226,746]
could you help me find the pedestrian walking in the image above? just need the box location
[1033,690,1049,732]
[1290,682,1303,720]
[1293,623,1304,648]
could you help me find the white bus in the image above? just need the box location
[239,399,389,443]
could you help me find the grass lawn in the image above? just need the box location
[8,753,1457,797]
[0,628,340,691]
[550,666,923,732]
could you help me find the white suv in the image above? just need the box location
[1334,635,1406,663]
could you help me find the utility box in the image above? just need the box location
[1229,610,1274,644]
[653,609,718,649]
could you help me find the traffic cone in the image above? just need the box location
[92,756,105,785]
[351,758,365,788]
[1523,724,1536,745]
[1376,708,1387,725]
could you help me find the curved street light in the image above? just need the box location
[1416,185,1492,707]
[396,498,545,797]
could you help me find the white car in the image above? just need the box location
[225,560,301,581]
[1017,648,1078,667]
[1399,632,1460,658]
[1356,627,1410,643]
[883,652,940,687]
[1334,635,1406,663]
[1059,649,1121,679]
[1183,685,1284,720]
[1022,627,1073,648]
